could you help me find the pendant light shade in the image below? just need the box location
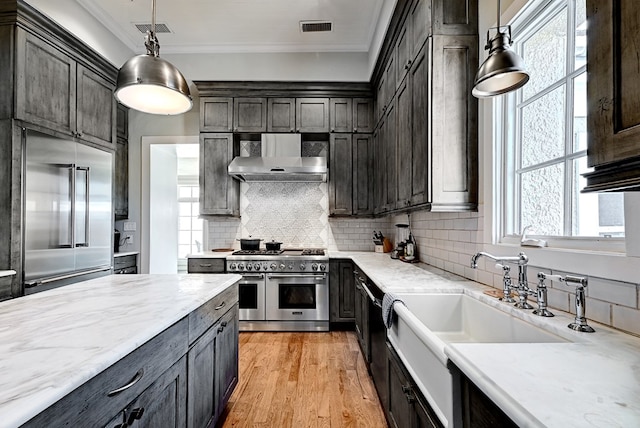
[114,0,192,115]
[472,0,529,98]
[472,30,530,98]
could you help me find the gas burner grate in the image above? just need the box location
[301,249,325,256]
[231,249,284,256]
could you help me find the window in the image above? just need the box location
[178,181,203,262]
[501,0,624,242]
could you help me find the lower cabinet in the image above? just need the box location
[187,304,239,428]
[329,260,355,322]
[353,268,370,363]
[387,342,443,428]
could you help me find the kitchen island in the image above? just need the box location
[334,251,640,428]
[0,273,241,427]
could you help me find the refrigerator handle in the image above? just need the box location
[63,164,76,249]
[75,166,90,247]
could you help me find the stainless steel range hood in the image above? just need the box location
[228,134,327,182]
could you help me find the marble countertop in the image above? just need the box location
[0,270,16,278]
[0,273,242,427]
[113,251,139,257]
[336,252,640,427]
[187,251,234,258]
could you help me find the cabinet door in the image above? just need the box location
[267,98,296,132]
[430,35,477,211]
[396,75,413,209]
[76,64,116,148]
[432,0,477,35]
[329,133,353,216]
[353,98,374,133]
[410,0,432,57]
[117,103,129,139]
[296,98,329,132]
[214,305,239,419]
[415,395,442,428]
[330,98,353,133]
[396,15,413,88]
[384,53,397,109]
[15,28,76,135]
[376,74,387,125]
[114,138,129,220]
[187,322,216,428]
[200,133,239,216]
[387,343,413,428]
[410,41,431,207]
[353,134,374,215]
[373,123,386,215]
[200,97,233,132]
[584,0,640,191]
[233,98,267,132]
[127,356,187,428]
[329,260,355,322]
[383,100,397,212]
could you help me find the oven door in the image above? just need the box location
[265,273,329,321]
[238,273,266,321]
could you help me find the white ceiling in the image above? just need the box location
[76,0,387,55]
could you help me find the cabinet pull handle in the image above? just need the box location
[215,301,226,310]
[199,263,212,267]
[107,369,144,397]
[126,407,145,425]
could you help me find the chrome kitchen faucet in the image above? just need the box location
[471,251,533,308]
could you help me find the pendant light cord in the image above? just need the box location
[145,0,160,57]
[497,0,501,29]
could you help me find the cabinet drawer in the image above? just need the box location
[114,254,137,269]
[188,283,239,345]
[187,258,225,273]
[23,318,188,427]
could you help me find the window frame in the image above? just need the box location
[177,176,205,271]
[497,0,625,253]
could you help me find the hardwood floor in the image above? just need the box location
[218,331,388,428]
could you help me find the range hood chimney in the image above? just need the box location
[228,134,327,182]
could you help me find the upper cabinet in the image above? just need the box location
[114,104,129,220]
[200,133,239,217]
[296,98,329,132]
[353,98,373,133]
[330,98,353,133]
[200,97,233,132]
[372,0,478,213]
[233,97,267,132]
[267,98,296,132]
[584,0,640,192]
[14,28,116,149]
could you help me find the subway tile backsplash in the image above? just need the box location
[206,194,640,337]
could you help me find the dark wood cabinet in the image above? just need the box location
[115,104,129,220]
[584,0,640,192]
[15,28,115,149]
[396,14,413,88]
[296,98,329,132]
[353,268,370,364]
[187,304,239,428]
[233,97,267,132]
[199,133,239,216]
[200,97,233,132]
[329,133,353,216]
[329,260,355,322]
[267,97,296,132]
[330,98,353,133]
[430,35,478,211]
[410,42,431,207]
[396,75,413,209]
[383,100,397,212]
[374,122,386,215]
[387,342,443,428]
[432,0,477,35]
[410,0,432,56]
[353,134,374,215]
[353,98,374,133]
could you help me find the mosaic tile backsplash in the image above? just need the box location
[241,182,328,247]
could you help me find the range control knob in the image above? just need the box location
[311,263,318,271]
[319,264,326,271]
[238,263,245,271]
[279,263,286,271]
[270,263,277,270]
[246,264,253,271]
[254,263,261,271]
[288,264,294,270]
[299,263,306,270]
[229,263,237,270]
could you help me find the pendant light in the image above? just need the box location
[472,0,529,98]
[114,0,192,115]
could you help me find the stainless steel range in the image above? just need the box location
[226,249,329,331]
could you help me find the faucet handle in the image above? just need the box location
[532,272,554,317]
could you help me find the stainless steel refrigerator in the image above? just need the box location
[23,130,113,294]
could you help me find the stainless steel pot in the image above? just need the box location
[238,237,262,250]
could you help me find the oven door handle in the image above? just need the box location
[267,273,327,280]
[240,274,264,279]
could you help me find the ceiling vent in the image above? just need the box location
[134,23,172,34]
[300,21,333,33]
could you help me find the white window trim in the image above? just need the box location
[480,0,639,284]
